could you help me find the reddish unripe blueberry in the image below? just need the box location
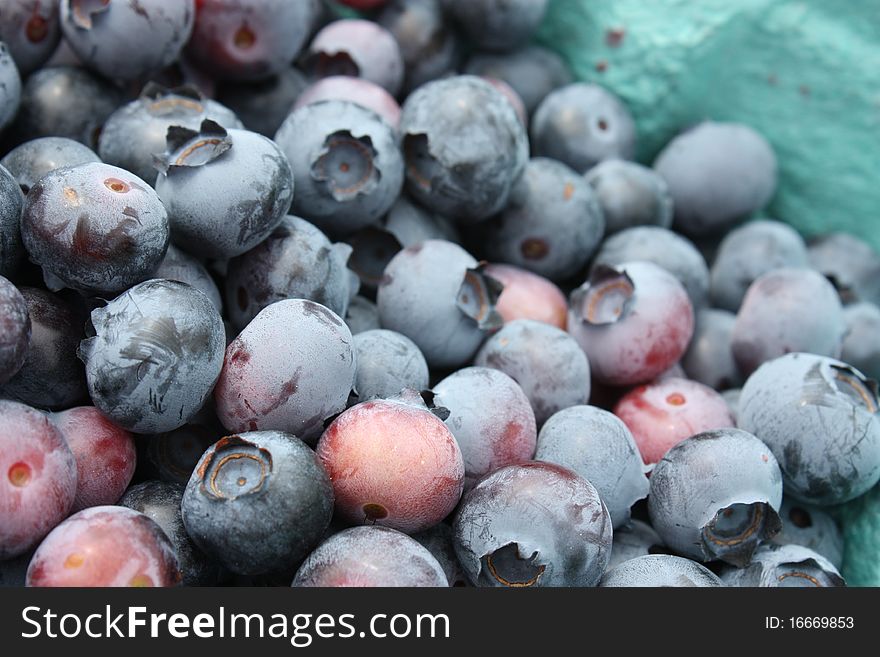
[0,400,77,559]
[294,76,401,131]
[50,407,136,512]
[568,262,695,386]
[26,506,181,587]
[484,263,567,329]
[614,377,736,465]
[316,396,465,534]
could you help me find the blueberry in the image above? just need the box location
[275,100,402,237]
[475,319,591,426]
[412,523,470,587]
[216,67,310,137]
[187,0,319,81]
[120,481,220,586]
[154,244,223,314]
[446,0,548,53]
[709,219,809,311]
[377,0,461,94]
[0,551,32,587]
[584,159,674,234]
[681,308,743,391]
[0,164,24,276]
[303,19,404,96]
[568,262,694,386]
[841,302,880,380]
[400,75,528,222]
[225,215,352,331]
[591,226,709,309]
[0,276,30,385]
[155,120,293,259]
[1,137,100,195]
[345,295,380,335]
[292,526,448,587]
[720,544,844,587]
[463,45,572,116]
[653,121,777,236]
[480,157,605,282]
[433,367,537,489]
[59,0,193,81]
[182,430,333,576]
[352,329,429,401]
[731,268,845,376]
[600,555,724,587]
[484,263,568,329]
[214,299,357,443]
[531,83,636,173]
[0,287,88,410]
[738,352,880,505]
[721,388,741,423]
[648,428,783,566]
[0,42,22,132]
[606,520,665,571]
[482,76,528,126]
[808,232,880,306]
[453,462,612,587]
[21,161,170,295]
[771,498,844,568]
[11,65,122,148]
[79,279,225,434]
[138,422,220,485]
[99,84,243,186]
[0,1,61,76]
[535,405,648,528]
[294,76,402,132]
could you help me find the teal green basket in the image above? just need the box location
[538,0,880,585]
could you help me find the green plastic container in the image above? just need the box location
[539,0,880,585]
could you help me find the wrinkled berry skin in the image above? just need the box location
[481,158,605,282]
[600,555,724,587]
[353,330,429,402]
[51,407,136,512]
[453,462,612,587]
[771,498,844,568]
[710,219,809,312]
[476,319,591,426]
[275,101,402,237]
[99,85,243,186]
[808,232,880,306]
[738,353,880,505]
[606,520,665,570]
[377,240,502,370]
[1,287,88,410]
[446,0,548,53]
[216,67,310,137]
[433,367,537,490]
[0,164,25,276]
[0,400,77,560]
[225,216,352,331]
[187,0,318,81]
[215,299,357,444]
[156,124,293,260]
[464,45,572,116]
[304,19,404,96]
[648,429,783,566]
[293,526,447,587]
[0,43,21,132]
[615,378,736,466]
[79,279,225,434]
[294,76,401,132]
[0,1,61,76]
[531,83,636,173]
[412,523,470,587]
[731,268,845,376]
[316,396,464,534]
[0,276,30,385]
[484,264,567,329]
[841,302,880,381]
[120,481,220,586]
[584,159,673,234]
[11,66,122,149]
[155,244,223,314]
[59,0,194,81]
[26,506,181,587]
[591,227,709,309]
[568,262,695,386]
[720,544,844,588]
[182,431,334,576]
[345,296,380,335]
[21,162,170,295]
[1,137,100,195]
[654,121,777,236]
[535,405,648,528]
[681,308,743,391]
[400,76,528,223]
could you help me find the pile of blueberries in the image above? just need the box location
[0,0,878,588]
